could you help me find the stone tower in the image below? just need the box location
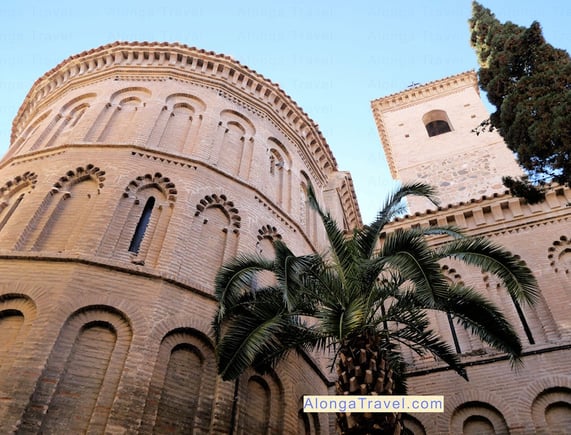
[372,72,571,434]
[0,42,361,434]
[371,71,523,213]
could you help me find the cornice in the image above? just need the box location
[371,70,478,112]
[384,184,571,239]
[0,252,218,302]
[406,342,571,379]
[11,41,338,183]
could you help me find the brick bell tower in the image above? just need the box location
[371,71,523,213]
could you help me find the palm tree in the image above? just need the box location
[212,183,538,434]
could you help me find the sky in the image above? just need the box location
[0,1,569,222]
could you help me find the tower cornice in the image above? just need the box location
[371,70,479,112]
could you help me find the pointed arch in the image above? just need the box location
[189,194,240,290]
[89,87,151,143]
[212,110,256,178]
[16,165,105,253]
[267,138,292,209]
[0,172,38,239]
[100,173,176,266]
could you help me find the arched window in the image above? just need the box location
[141,329,216,433]
[426,120,451,137]
[214,110,255,178]
[423,110,452,137]
[244,377,271,433]
[19,306,132,433]
[15,166,104,253]
[0,295,36,372]
[298,396,321,435]
[0,172,37,243]
[147,94,206,154]
[450,401,509,434]
[128,196,155,254]
[239,372,284,434]
[98,173,176,266]
[84,87,151,143]
[483,272,537,345]
[189,194,240,289]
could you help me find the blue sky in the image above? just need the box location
[0,1,569,222]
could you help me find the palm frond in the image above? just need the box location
[271,240,319,311]
[390,325,467,380]
[436,284,523,365]
[316,294,368,340]
[408,225,465,239]
[375,230,450,305]
[379,294,467,379]
[213,254,274,340]
[306,182,358,281]
[437,237,540,305]
[213,181,539,392]
[250,321,324,375]
[358,182,440,259]
[216,290,292,381]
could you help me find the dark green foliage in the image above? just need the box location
[502,175,546,204]
[470,1,571,187]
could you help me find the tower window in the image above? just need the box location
[426,120,451,137]
[422,109,453,137]
[129,196,155,253]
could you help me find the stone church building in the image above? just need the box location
[0,42,569,434]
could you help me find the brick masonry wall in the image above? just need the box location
[0,43,360,434]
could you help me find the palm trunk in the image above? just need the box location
[334,334,402,435]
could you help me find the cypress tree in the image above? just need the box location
[469,2,571,190]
